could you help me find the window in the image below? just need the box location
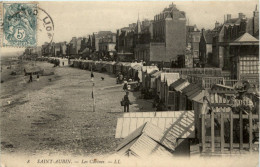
[239,56,259,74]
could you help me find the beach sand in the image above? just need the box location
[0,60,154,156]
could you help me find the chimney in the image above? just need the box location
[215,21,220,28]
[238,13,245,19]
[201,28,205,35]
[227,14,231,21]
[254,5,259,17]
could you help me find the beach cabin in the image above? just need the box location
[164,74,180,109]
[141,66,159,89]
[114,62,124,75]
[168,79,190,110]
[150,71,162,91]
[100,61,107,72]
[95,61,102,72]
[72,60,79,68]
[107,61,116,74]
[159,73,179,103]
[131,64,142,82]
[88,61,97,71]
[116,111,195,157]
[180,83,201,110]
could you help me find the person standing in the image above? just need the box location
[123,91,130,112]
[91,72,94,81]
[29,73,33,82]
[123,81,128,91]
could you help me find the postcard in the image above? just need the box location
[0,1,259,167]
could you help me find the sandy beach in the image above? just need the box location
[0,59,154,156]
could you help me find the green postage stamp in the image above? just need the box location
[2,3,37,47]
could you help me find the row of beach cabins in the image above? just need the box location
[37,57,259,156]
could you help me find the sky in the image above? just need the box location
[1,0,259,55]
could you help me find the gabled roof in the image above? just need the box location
[149,70,159,76]
[170,79,190,92]
[115,111,196,157]
[116,122,165,151]
[192,90,205,103]
[204,30,215,44]
[160,73,179,82]
[82,47,90,53]
[186,86,202,97]
[116,122,174,158]
[132,64,142,71]
[169,78,187,90]
[187,88,204,101]
[130,62,142,68]
[165,74,180,86]
[151,71,162,78]
[142,66,159,73]
[116,111,195,139]
[234,32,259,42]
[225,18,241,24]
[182,83,201,95]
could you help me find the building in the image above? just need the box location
[98,33,116,60]
[186,25,200,66]
[42,42,52,56]
[212,6,259,69]
[69,37,77,55]
[229,33,259,80]
[76,37,82,54]
[25,46,42,57]
[199,26,219,66]
[54,43,61,57]
[116,24,136,61]
[134,3,186,67]
[92,31,114,52]
[60,42,67,57]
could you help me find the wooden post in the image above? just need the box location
[249,110,253,152]
[201,114,206,153]
[239,110,243,150]
[221,111,224,153]
[230,110,233,152]
[211,110,215,153]
[92,83,95,112]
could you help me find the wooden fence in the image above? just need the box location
[201,90,259,153]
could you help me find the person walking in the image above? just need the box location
[123,91,130,112]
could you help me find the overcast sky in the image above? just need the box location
[1,0,259,55]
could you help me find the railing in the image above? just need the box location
[224,79,259,88]
[187,75,224,89]
[223,80,238,87]
[162,68,222,76]
[200,91,259,153]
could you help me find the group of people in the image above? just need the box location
[27,73,40,83]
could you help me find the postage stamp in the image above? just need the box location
[3,3,37,47]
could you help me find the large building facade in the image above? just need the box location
[134,4,186,67]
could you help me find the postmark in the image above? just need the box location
[3,3,37,47]
[37,7,54,44]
